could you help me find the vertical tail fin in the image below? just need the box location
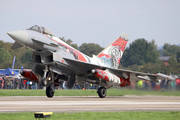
[21,66,23,71]
[94,33,129,68]
[12,56,16,70]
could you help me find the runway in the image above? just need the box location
[0,96,180,113]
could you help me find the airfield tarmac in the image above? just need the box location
[0,96,180,113]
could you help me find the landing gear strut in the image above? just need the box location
[41,65,49,86]
[44,70,55,98]
[97,87,106,98]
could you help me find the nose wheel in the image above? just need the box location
[97,87,106,98]
[46,85,54,98]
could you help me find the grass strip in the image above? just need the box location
[0,88,180,96]
[0,111,180,120]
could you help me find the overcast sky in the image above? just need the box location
[0,0,180,48]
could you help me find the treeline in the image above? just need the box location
[0,37,180,75]
[121,39,180,75]
[0,40,33,69]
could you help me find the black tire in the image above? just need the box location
[46,86,54,98]
[41,78,47,86]
[97,87,106,98]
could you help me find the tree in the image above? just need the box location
[161,43,180,56]
[0,48,12,65]
[20,50,32,64]
[59,37,78,49]
[0,61,13,69]
[177,51,180,63]
[167,55,180,74]
[121,38,160,67]
[79,43,104,57]
[21,61,34,69]
[139,62,162,73]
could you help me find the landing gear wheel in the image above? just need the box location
[46,86,54,98]
[41,78,47,86]
[97,87,106,98]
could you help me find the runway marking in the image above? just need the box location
[1,108,180,112]
[0,96,180,113]
[0,101,180,105]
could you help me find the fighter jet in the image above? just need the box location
[7,25,175,98]
[0,56,19,76]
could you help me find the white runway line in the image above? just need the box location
[1,108,180,112]
[0,101,180,105]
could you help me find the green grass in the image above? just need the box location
[0,111,180,120]
[0,88,180,96]
[107,88,180,96]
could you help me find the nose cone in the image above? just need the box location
[7,30,29,44]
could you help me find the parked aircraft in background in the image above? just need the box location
[0,56,19,77]
[7,25,175,98]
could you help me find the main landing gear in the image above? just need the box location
[97,87,106,98]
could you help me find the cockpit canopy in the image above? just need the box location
[26,25,55,36]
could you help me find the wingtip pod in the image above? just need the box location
[157,73,175,81]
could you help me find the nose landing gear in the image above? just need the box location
[41,65,55,98]
[46,84,54,98]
